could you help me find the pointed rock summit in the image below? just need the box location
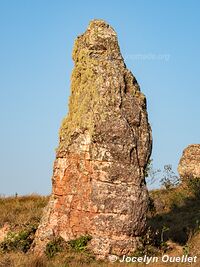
[33,19,152,258]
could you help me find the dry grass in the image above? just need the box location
[0,195,49,230]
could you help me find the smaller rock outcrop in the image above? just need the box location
[178,144,200,179]
[0,223,10,243]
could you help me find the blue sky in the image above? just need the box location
[0,0,199,195]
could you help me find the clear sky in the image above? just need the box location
[0,0,199,195]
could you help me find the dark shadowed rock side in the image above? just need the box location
[178,144,200,179]
[32,19,152,259]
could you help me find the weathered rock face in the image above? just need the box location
[178,144,200,179]
[33,19,152,258]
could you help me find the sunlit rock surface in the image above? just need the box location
[32,19,152,259]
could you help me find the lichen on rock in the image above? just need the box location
[32,19,152,259]
[178,144,200,179]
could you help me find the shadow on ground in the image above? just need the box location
[148,195,200,245]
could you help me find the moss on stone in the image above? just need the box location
[57,19,147,153]
[59,55,101,151]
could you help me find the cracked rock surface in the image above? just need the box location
[178,144,200,179]
[32,19,152,258]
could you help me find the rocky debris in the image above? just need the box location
[0,223,10,243]
[178,144,200,179]
[32,19,152,259]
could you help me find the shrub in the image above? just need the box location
[160,165,180,190]
[45,235,93,259]
[132,227,163,257]
[186,177,200,198]
[68,235,92,252]
[145,159,161,186]
[0,224,37,253]
[148,196,156,214]
[45,237,67,258]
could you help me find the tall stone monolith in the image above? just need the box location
[33,19,152,259]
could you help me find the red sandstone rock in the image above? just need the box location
[0,223,10,243]
[32,19,152,259]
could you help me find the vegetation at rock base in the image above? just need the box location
[1,180,200,266]
[0,224,37,253]
[68,235,92,252]
[45,235,93,259]
[45,237,69,259]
